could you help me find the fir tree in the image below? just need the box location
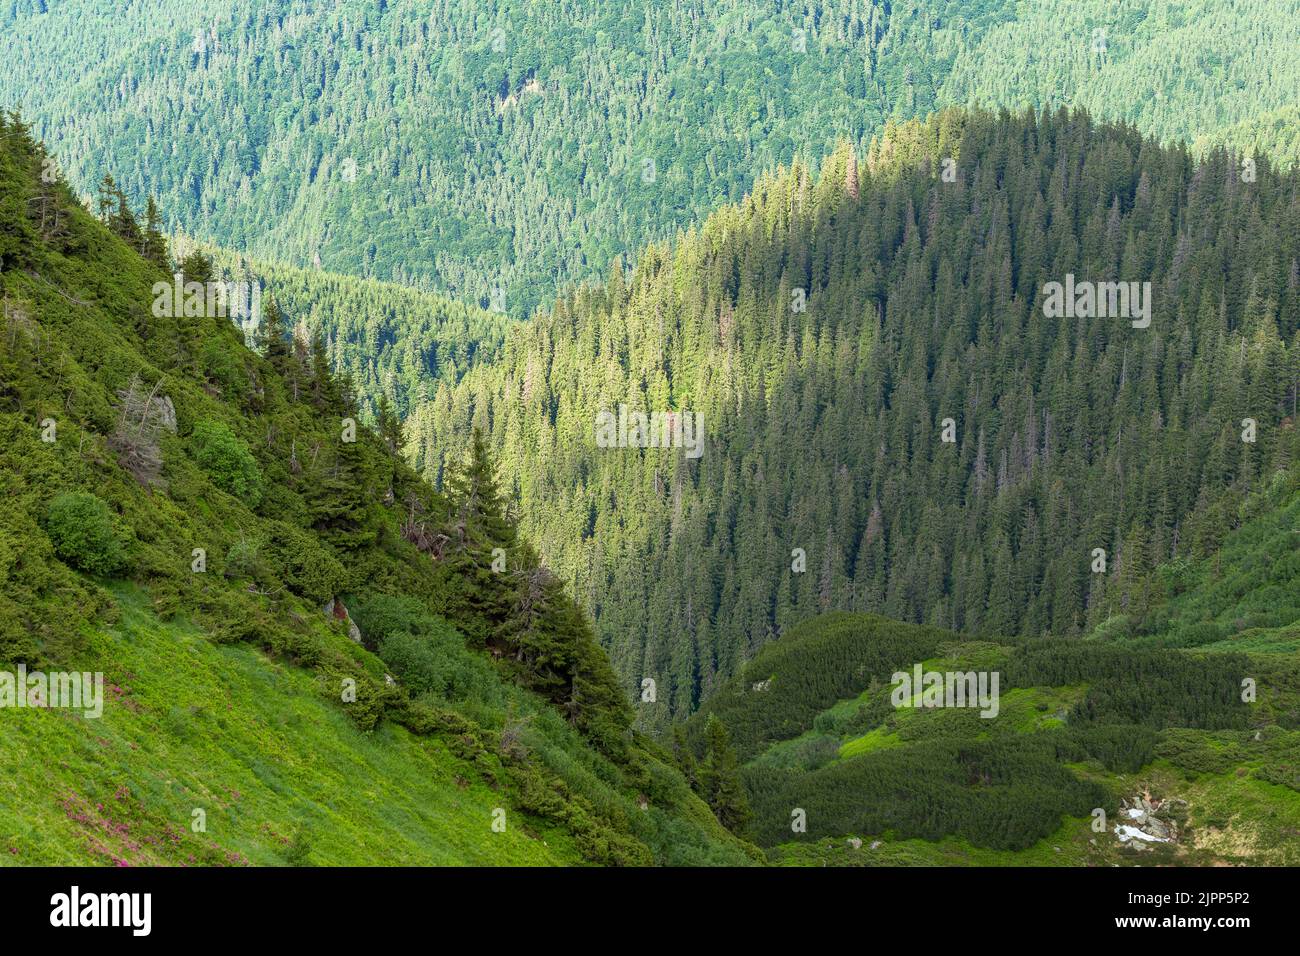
[698,716,752,836]
[141,196,170,271]
[257,295,292,368]
[671,725,697,788]
[309,332,342,411]
[311,420,380,553]
[438,429,518,646]
[376,393,403,457]
[179,249,214,285]
[95,172,117,222]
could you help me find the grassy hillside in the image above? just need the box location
[0,114,757,867]
[0,587,579,866]
[1095,466,1300,658]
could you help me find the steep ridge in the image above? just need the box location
[0,116,757,866]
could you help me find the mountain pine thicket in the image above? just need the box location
[408,107,1300,733]
[674,486,1300,858]
[3,0,1297,321]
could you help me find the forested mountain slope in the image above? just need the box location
[3,0,1296,320]
[0,117,756,866]
[201,243,510,420]
[409,108,1300,733]
[1091,463,1300,655]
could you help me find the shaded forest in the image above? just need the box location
[409,107,1300,732]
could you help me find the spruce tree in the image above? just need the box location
[110,184,142,250]
[699,716,752,835]
[671,725,698,788]
[375,393,403,457]
[179,249,214,285]
[309,332,342,411]
[95,173,117,222]
[141,196,170,270]
[439,429,518,646]
[257,295,292,368]
[311,418,380,553]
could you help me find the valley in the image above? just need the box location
[0,1,1297,883]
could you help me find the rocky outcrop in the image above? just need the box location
[1116,789,1187,847]
[323,597,363,644]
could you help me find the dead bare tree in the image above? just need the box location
[399,490,448,558]
[109,374,175,486]
[498,708,535,761]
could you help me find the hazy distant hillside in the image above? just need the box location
[201,244,510,420]
[3,0,1296,319]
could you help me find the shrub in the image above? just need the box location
[1158,557,1194,597]
[283,824,314,866]
[200,338,247,397]
[44,492,126,576]
[378,630,451,698]
[354,595,500,705]
[1091,614,1134,641]
[1170,622,1227,648]
[348,594,430,650]
[379,625,499,705]
[190,419,262,505]
[265,523,346,605]
[224,536,266,582]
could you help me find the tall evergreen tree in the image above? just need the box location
[698,716,752,836]
[141,195,170,271]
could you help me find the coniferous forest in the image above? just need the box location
[5,1,1298,317]
[412,108,1300,731]
[1,1,1299,929]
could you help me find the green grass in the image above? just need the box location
[736,638,1088,764]
[0,587,581,866]
[837,725,901,760]
[1103,473,1300,654]
[834,686,1082,757]
[751,640,1299,866]
[1070,751,1300,867]
[749,501,1300,867]
[1166,768,1300,865]
[0,128,761,868]
[1197,623,1300,654]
